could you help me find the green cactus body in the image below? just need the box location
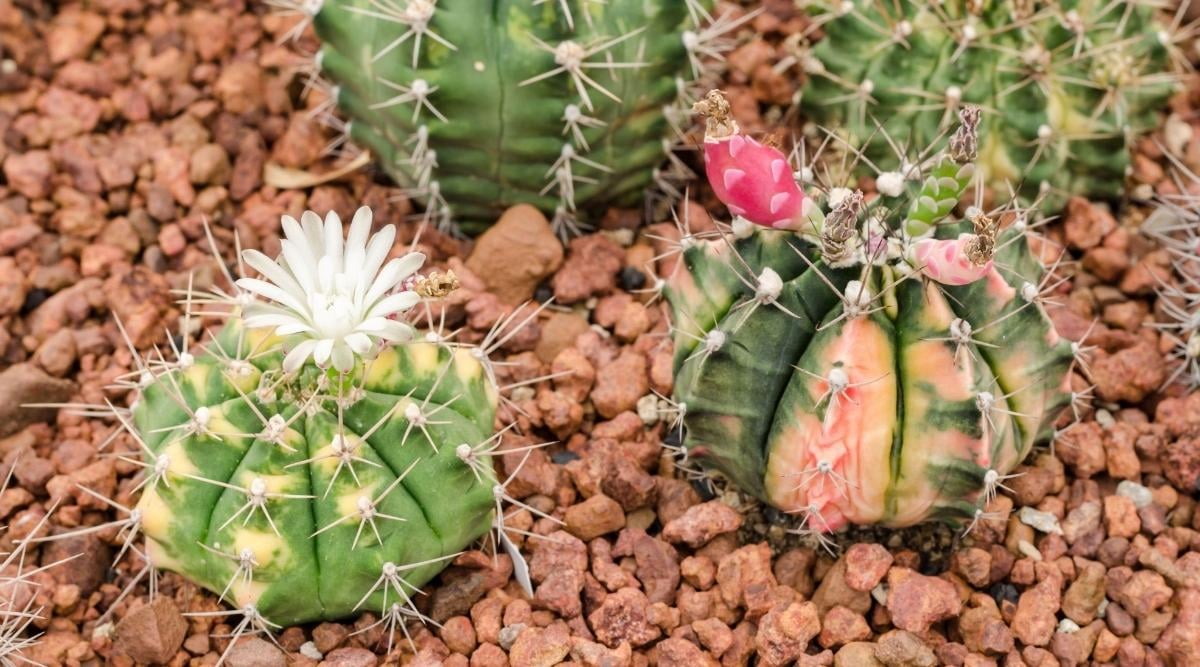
[799,0,1175,208]
[310,0,715,233]
[668,104,1074,531]
[135,323,498,625]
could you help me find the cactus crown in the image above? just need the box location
[297,0,742,236]
[795,0,1184,209]
[667,91,1077,541]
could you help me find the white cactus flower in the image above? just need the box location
[237,206,425,373]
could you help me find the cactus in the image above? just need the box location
[297,0,741,235]
[665,92,1077,535]
[105,207,516,635]
[794,0,1182,209]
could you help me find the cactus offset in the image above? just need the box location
[298,0,734,235]
[795,0,1184,208]
[122,208,507,632]
[666,92,1076,534]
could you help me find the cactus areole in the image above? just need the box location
[132,208,500,625]
[666,92,1074,533]
[307,0,720,234]
[797,0,1177,209]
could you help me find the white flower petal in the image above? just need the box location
[282,237,323,295]
[323,210,344,273]
[346,206,372,269]
[236,278,311,317]
[372,320,415,343]
[242,312,306,330]
[345,332,373,355]
[364,253,425,307]
[331,341,354,372]
[299,210,325,257]
[243,249,305,297]
[275,322,314,336]
[313,339,334,366]
[283,339,318,373]
[356,226,397,302]
[366,291,419,320]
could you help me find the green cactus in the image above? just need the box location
[666,96,1076,534]
[305,0,724,234]
[795,0,1180,209]
[128,208,504,628]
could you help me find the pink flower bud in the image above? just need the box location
[704,134,807,230]
[913,235,993,286]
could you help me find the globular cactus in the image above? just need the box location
[793,0,1183,209]
[665,91,1077,535]
[294,0,742,235]
[123,207,508,631]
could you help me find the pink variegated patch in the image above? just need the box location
[913,234,992,286]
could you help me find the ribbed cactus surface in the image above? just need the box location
[667,94,1074,532]
[311,0,715,233]
[799,0,1175,208]
[129,208,502,626]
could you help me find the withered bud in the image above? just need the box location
[949,105,982,164]
[415,270,460,299]
[964,210,999,266]
[693,89,738,140]
[822,190,865,260]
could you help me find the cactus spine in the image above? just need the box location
[299,0,738,234]
[666,92,1077,535]
[795,0,1182,209]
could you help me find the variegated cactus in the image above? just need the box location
[285,0,751,235]
[37,207,569,655]
[791,0,1184,209]
[665,91,1077,536]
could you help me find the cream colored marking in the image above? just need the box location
[161,441,199,478]
[366,347,400,387]
[336,490,377,519]
[232,579,268,608]
[454,348,483,383]
[146,538,184,571]
[233,528,288,568]
[184,364,212,395]
[207,407,248,442]
[409,343,439,374]
[233,472,298,495]
[138,488,173,539]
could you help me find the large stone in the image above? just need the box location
[466,205,563,304]
[0,364,75,438]
[115,598,187,664]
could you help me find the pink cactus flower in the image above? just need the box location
[694,91,807,230]
[913,235,993,286]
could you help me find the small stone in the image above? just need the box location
[1011,571,1062,647]
[591,349,649,419]
[1103,495,1140,539]
[756,601,820,667]
[509,623,571,667]
[835,642,883,667]
[844,543,893,592]
[588,588,660,648]
[1062,560,1106,625]
[885,568,962,634]
[552,235,624,304]
[1114,570,1173,619]
[564,494,626,541]
[115,598,187,664]
[819,606,871,649]
[190,143,231,185]
[320,647,377,667]
[440,616,476,655]
[1116,480,1153,508]
[224,637,286,667]
[874,630,937,667]
[3,151,54,199]
[1019,507,1063,535]
[662,501,743,548]
[657,637,719,666]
